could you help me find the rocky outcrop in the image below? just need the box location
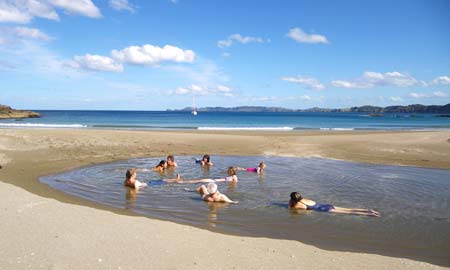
[0,105,40,119]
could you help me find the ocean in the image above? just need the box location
[1,110,450,130]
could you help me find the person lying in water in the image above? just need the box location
[195,154,213,166]
[175,167,238,184]
[124,168,147,189]
[235,162,266,174]
[288,192,380,217]
[197,183,238,204]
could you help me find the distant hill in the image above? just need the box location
[170,103,450,114]
[0,104,40,119]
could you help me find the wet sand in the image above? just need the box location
[1,128,449,269]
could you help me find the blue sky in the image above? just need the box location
[0,0,449,110]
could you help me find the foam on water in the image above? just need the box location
[0,123,87,128]
[40,156,450,266]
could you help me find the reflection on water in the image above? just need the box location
[40,156,450,266]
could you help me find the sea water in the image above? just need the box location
[40,156,450,266]
[1,110,450,130]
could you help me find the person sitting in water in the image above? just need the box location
[166,155,178,168]
[197,183,238,204]
[288,192,380,217]
[195,154,213,166]
[235,162,266,174]
[176,167,238,184]
[124,168,147,189]
[152,160,167,172]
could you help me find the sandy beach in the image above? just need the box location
[1,128,449,269]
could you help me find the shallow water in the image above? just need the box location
[40,156,450,266]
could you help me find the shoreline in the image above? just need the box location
[1,128,449,269]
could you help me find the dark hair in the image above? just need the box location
[202,155,210,162]
[126,168,136,180]
[290,192,302,203]
[157,160,166,167]
[167,155,174,161]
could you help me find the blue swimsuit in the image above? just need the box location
[148,179,165,186]
[306,203,335,212]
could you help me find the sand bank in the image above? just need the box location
[0,128,449,269]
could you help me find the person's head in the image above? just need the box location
[125,168,137,180]
[207,183,218,195]
[157,160,167,168]
[290,192,302,203]
[167,155,175,165]
[227,166,236,176]
[258,162,266,169]
[202,155,210,163]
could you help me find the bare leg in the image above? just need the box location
[332,207,380,217]
[163,173,182,183]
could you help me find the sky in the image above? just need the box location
[0,0,449,110]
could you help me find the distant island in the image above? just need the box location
[170,103,450,114]
[0,104,40,119]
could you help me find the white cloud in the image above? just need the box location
[286,27,329,44]
[299,95,311,101]
[0,2,33,23]
[109,0,135,12]
[281,76,325,91]
[217,33,267,48]
[408,92,427,98]
[331,80,368,89]
[332,71,419,89]
[0,0,100,24]
[112,44,195,65]
[432,91,448,97]
[389,96,403,102]
[0,26,51,46]
[216,85,231,93]
[171,84,233,96]
[49,0,101,18]
[431,76,450,85]
[14,27,50,40]
[71,54,123,72]
[408,91,447,99]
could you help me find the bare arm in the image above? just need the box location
[181,178,215,184]
[218,194,238,204]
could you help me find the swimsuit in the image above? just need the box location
[148,179,165,186]
[306,203,335,212]
[225,176,234,182]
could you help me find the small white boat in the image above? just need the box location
[192,96,198,116]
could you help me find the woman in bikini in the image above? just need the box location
[288,192,380,217]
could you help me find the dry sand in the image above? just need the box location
[0,128,449,269]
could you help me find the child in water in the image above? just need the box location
[124,168,147,189]
[235,162,266,174]
[195,154,213,166]
[166,155,178,167]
